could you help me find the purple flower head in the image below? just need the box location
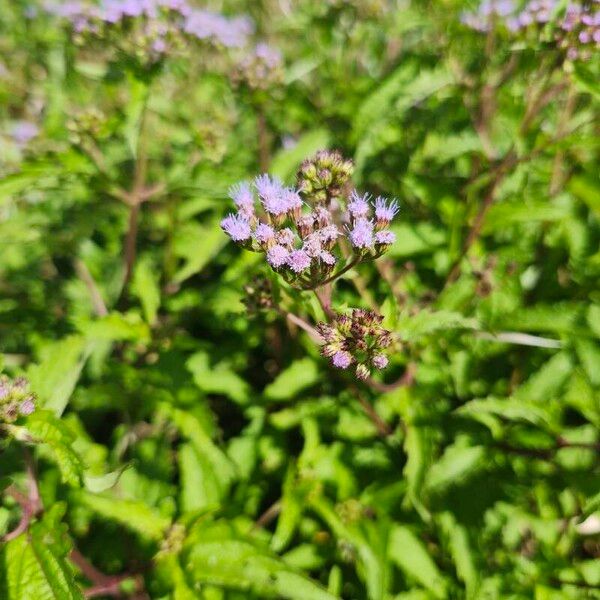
[276,228,296,247]
[229,182,255,217]
[267,244,289,268]
[347,191,371,218]
[283,188,303,212]
[183,10,252,47]
[302,233,323,258]
[19,399,35,416]
[221,213,251,242]
[0,384,9,400]
[372,354,389,369]
[349,218,374,249]
[320,251,336,266]
[286,249,311,273]
[11,121,38,145]
[254,223,275,244]
[319,225,340,243]
[255,174,288,216]
[375,230,396,245]
[374,197,399,224]
[255,42,283,68]
[332,350,352,369]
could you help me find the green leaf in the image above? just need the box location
[183,520,338,600]
[572,63,600,99]
[187,351,250,405]
[178,443,221,513]
[514,351,573,403]
[24,411,83,486]
[438,512,478,598]
[3,520,83,600]
[27,336,88,417]
[396,309,478,342]
[425,445,487,494]
[387,223,446,258]
[263,358,320,402]
[270,130,330,183]
[131,257,161,325]
[73,490,170,540]
[388,525,447,598]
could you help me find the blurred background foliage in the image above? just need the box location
[0,0,599,598]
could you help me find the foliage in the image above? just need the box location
[0,0,599,598]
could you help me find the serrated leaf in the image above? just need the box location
[73,490,170,540]
[24,411,83,486]
[3,520,83,600]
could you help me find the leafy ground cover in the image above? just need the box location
[0,0,599,598]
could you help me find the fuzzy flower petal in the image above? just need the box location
[332,350,353,369]
[347,191,371,218]
[286,249,311,273]
[255,174,288,215]
[374,197,399,223]
[375,230,396,245]
[349,218,374,249]
[221,213,251,241]
[267,244,289,268]
[254,223,275,244]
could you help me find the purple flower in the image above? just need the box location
[332,351,352,369]
[255,174,288,216]
[320,251,336,266]
[318,225,340,243]
[375,230,396,245]
[255,42,283,68]
[11,121,38,145]
[347,191,371,218]
[19,399,35,416]
[229,182,255,217]
[267,244,289,268]
[276,228,296,247]
[286,249,311,273]
[372,354,389,369]
[302,233,323,257]
[221,213,251,242]
[254,223,275,244]
[283,188,302,212]
[349,218,374,249]
[374,197,399,224]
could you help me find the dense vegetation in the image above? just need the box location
[1,0,599,598]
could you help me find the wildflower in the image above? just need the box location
[372,354,389,369]
[0,375,37,424]
[347,191,370,218]
[286,249,311,273]
[254,223,276,245]
[320,251,336,266]
[276,228,296,248]
[11,121,38,146]
[349,218,374,249]
[230,182,255,217]
[267,244,289,268]
[375,230,396,246]
[255,175,287,216]
[332,351,353,369]
[221,214,251,241]
[297,150,354,203]
[374,197,399,227]
[302,233,323,258]
[319,310,392,377]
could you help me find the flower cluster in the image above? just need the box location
[232,43,283,90]
[44,0,253,64]
[10,120,39,147]
[317,310,392,380]
[462,0,600,60]
[0,376,36,425]
[221,151,399,289]
[297,150,354,204]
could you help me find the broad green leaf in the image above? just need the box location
[514,351,573,403]
[187,351,250,404]
[388,525,447,599]
[396,309,478,342]
[73,490,170,540]
[263,358,320,402]
[27,336,88,417]
[270,129,330,182]
[178,443,220,513]
[183,520,338,600]
[3,520,83,600]
[425,445,487,494]
[24,411,83,486]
